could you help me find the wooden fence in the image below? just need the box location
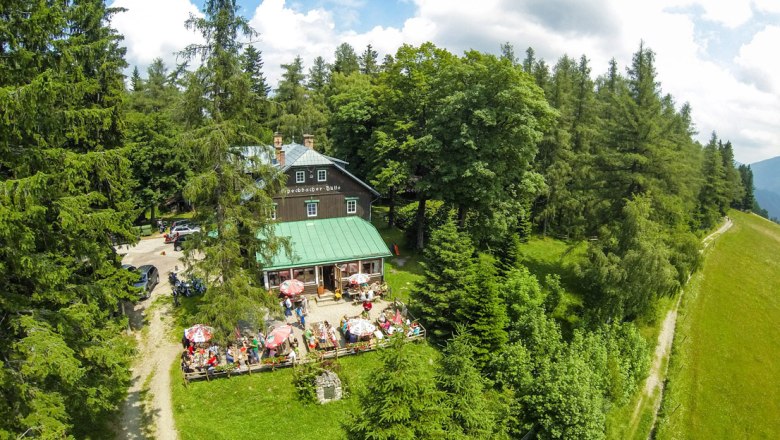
[183,328,426,385]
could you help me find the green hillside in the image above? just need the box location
[656,211,780,438]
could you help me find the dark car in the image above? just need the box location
[173,234,189,252]
[133,265,159,299]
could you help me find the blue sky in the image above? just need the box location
[111,0,780,164]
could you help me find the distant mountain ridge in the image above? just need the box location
[751,155,780,220]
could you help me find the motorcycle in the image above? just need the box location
[169,269,205,298]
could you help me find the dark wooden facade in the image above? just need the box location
[273,164,374,222]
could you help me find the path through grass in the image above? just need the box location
[656,212,780,438]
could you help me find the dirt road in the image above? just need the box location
[628,217,733,438]
[116,237,184,440]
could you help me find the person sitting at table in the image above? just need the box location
[407,322,421,337]
[226,345,235,364]
[329,325,339,345]
[181,357,193,373]
[206,352,218,373]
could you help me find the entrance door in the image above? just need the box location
[322,265,335,291]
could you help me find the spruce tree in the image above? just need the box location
[413,218,476,342]
[737,164,756,211]
[697,134,729,228]
[0,0,135,436]
[456,254,508,369]
[179,0,285,342]
[438,332,499,440]
[333,42,360,75]
[242,45,270,98]
[127,58,187,221]
[344,336,448,439]
[359,43,379,75]
[308,55,331,93]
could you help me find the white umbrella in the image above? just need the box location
[347,318,376,337]
[348,273,370,285]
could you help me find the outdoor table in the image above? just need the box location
[312,322,336,350]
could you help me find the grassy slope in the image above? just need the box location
[171,342,438,440]
[656,211,780,439]
[517,236,587,326]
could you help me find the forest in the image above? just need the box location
[0,1,762,439]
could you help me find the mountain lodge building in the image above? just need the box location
[259,133,391,296]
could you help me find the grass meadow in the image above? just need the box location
[656,211,780,438]
[171,341,438,440]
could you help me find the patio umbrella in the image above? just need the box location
[347,318,376,337]
[265,325,293,349]
[392,310,403,325]
[184,324,214,343]
[348,273,370,285]
[279,279,305,296]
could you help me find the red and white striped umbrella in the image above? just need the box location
[184,324,214,343]
[279,279,305,296]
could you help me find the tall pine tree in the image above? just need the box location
[179,0,285,342]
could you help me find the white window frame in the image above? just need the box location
[295,170,305,183]
[346,199,357,214]
[306,202,318,217]
[317,169,327,182]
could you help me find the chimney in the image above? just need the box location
[303,134,314,150]
[273,132,284,166]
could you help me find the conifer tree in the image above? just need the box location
[737,164,756,211]
[456,254,508,368]
[697,134,729,228]
[0,0,135,436]
[179,0,285,342]
[127,58,187,221]
[500,41,517,65]
[413,218,476,342]
[333,42,360,75]
[438,331,499,440]
[242,45,270,98]
[307,55,331,93]
[344,336,448,439]
[359,43,379,75]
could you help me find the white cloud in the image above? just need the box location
[735,25,780,93]
[110,0,203,70]
[111,0,780,162]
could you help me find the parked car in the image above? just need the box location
[122,264,137,272]
[133,265,159,299]
[164,224,201,243]
[173,234,189,251]
[169,220,191,232]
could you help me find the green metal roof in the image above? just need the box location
[258,217,392,270]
